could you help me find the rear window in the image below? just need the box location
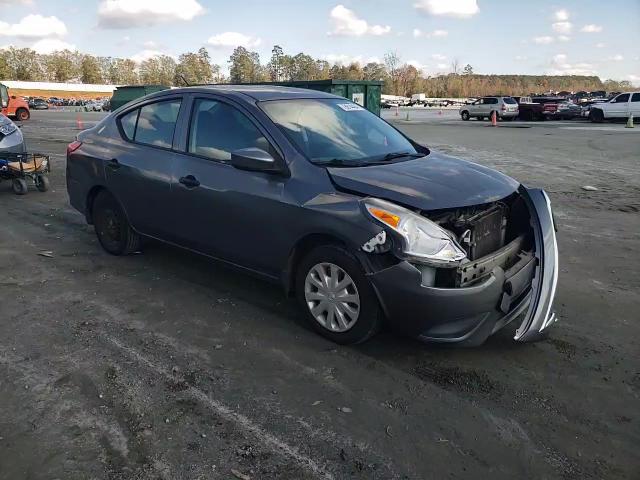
[503,97,517,104]
[118,99,182,148]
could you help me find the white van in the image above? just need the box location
[590,92,640,122]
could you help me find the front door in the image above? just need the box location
[630,93,640,116]
[105,97,183,238]
[607,93,630,118]
[170,96,287,275]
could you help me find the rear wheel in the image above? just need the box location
[461,111,470,121]
[16,108,30,121]
[12,178,28,195]
[35,174,49,192]
[296,245,382,344]
[92,190,141,255]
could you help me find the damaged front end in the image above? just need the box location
[362,186,558,345]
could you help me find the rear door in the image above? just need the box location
[480,97,496,116]
[105,96,183,238]
[169,95,288,275]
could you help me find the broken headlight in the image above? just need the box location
[363,198,467,266]
[0,123,17,136]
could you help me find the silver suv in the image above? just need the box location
[460,96,519,121]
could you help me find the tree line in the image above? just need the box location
[0,45,632,97]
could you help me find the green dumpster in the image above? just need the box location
[110,85,169,111]
[257,80,383,116]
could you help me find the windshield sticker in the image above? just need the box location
[337,103,365,112]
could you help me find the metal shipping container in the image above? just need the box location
[110,85,169,111]
[258,80,383,116]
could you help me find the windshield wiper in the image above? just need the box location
[312,158,368,167]
[379,151,425,162]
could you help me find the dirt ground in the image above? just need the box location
[0,111,638,480]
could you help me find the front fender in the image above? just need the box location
[514,186,559,341]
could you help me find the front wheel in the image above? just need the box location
[92,190,141,255]
[16,108,30,121]
[590,109,604,123]
[296,245,382,344]
[461,111,470,121]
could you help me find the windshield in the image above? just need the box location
[260,98,418,165]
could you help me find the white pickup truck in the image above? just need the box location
[589,92,640,122]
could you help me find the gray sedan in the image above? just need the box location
[0,115,26,154]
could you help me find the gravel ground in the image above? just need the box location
[0,110,638,480]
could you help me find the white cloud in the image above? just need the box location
[436,63,449,70]
[608,54,624,61]
[552,21,572,34]
[414,0,479,18]
[595,42,605,48]
[328,5,391,36]
[557,35,570,42]
[322,54,381,66]
[413,28,448,38]
[431,53,446,60]
[553,9,569,21]
[98,0,204,28]
[533,36,554,44]
[31,38,76,54]
[515,55,527,61]
[548,53,597,75]
[581,24,603,33]
[130,49,164,63]
[143,40,159,49]
[0,14,67,39]
[207,32,261,49]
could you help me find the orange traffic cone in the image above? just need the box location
[76,113,84,130]
[490,111,498,127]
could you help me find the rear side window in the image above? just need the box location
[631,93,640,102]
[118,99,182,148]
[614,94,630,103]
[503,97,517,104]
[120,109,138,140]
[483,98,498,104]
[188,99,271,161]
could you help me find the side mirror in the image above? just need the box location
[230,148,280,174]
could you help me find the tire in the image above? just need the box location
[590,109,604,123]
[92,190,141,255]
[295,245,382,345]
[16,108,30,121]
[461,111,470,121]
[12,178,28,195]
[35,174,50,192]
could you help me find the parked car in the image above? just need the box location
[589,92,640,122]
[67,86,558,346]
[459,96,519,121]
[29,98,49,110]
[0,115,26,154]
[512,96,544,121]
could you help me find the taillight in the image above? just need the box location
[67,141,82,156]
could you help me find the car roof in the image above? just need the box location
[150,84,340,103]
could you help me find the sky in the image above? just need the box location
[0,0,638,85]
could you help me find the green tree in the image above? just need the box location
[363,62,387,81]
[46,50,78,82]
[107,58,139,85]
[2,47,41,81]
[269,45,284,81]
[140,55,176,85]
[463,64,474,75]
[175,48,215,85]
[229,47,262,83]
[80,55,103,84]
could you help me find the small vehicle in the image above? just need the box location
[590,92,640,122]
[459,96,519,121]
[512,96,544,121]
[67,85,558,346]
[29,98,49,110]
[0,83,30,121]
[0,152,50,195]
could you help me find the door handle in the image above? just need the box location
[179,175,200,188]
[106,158,120,170]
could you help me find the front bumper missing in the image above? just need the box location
[367,186,558,345]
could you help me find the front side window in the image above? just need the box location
[260,98,418,165]
[188,99,271,161]
[613,94,630,103]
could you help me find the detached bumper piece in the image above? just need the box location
[368,187,558,345]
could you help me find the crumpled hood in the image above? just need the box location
[327,151,520,211]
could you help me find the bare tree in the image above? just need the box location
[450,58,460,75]
[384,51,402,95]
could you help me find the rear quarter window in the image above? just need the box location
[119,109,138,140]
